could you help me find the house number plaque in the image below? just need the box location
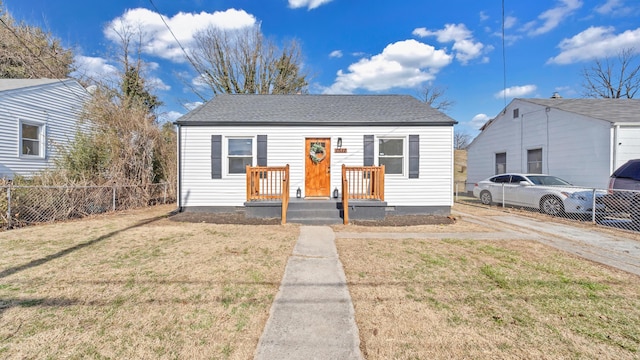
[334,148,347,153]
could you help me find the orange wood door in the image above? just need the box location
[305,138,331,197]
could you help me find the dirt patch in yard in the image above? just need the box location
[169,211,282,225]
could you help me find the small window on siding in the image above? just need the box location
[228,138,253,174]
[379,138,403,175]
[20,121,44,157]
[495,152,506,174]
[527,148,542,174]
[513,108,519,119]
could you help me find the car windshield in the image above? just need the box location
[526,175,571,186]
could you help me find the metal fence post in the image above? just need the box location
[591,188,597,224]
[502,183,505,208]
[163,182,167,204]
[112,185,116,211]
[6,185,11,229]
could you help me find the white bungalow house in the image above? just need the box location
[175,94,458,222]
[467,98,640,191]
[0,79,90,179]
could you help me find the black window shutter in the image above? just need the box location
[211,135,222,179]
[257,135,267,166]
[409,134,419,178]
[363,135,374,166]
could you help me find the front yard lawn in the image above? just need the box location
[0,205,299,359]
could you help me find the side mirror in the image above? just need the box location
[519,181,531,186]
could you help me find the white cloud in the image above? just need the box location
[288,0,333,10]
[504,16,517,29]
[494,85,537,99]
[595,0,623,14]
[524,0,583,36]
[471,113,491,129]
[547,26,640,64]
[159,111,183,123]
[72,55,119,82]
[104,8,256,63]
[185,101,203,111]
[148,76,170,91]
[412,24,485,64]
[324,39,453,94]
[329,50,343,58]
[479,11,489,22]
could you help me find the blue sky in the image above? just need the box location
[3,0,640,136]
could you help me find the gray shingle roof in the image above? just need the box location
[176,94,457,126]
[0,78,62,92]
[521,98,640,123]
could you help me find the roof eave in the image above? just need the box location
[175,120,458,126]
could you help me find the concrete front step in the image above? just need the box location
[287,201,343,225]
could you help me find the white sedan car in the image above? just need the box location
[472,173,605,216]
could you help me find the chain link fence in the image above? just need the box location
[0,183,175,230]
[454,181,640,233]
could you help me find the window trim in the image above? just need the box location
[19,119,46,159]
[377,136,406,176]
[226,136,255,176]
[495,152,506,175]
[527,148,543,174]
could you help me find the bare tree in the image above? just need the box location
[189,25,308,98]
[581,48,640,99]
[59,23,175,187]
[0,3,73,78]
[454,131,472,150]
[419,84,455,112]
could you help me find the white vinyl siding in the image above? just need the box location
[0,80,89,179]
[179,125,454,207]
[467,99,614,190]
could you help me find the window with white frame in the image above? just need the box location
[527,148,542,174]
[228,138,253,174]
[378,138,403,175]
[20,121,44,157]
[495,152,506,174]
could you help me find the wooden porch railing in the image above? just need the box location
[341,165,385,225]
[246,165,290,225]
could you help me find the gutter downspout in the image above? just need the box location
[612,124,620,174]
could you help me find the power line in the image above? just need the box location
[146,0,201,75]
[502,0,507,108]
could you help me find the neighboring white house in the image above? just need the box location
[467,98,640,191]
[175,94,458,216]
[0,79,91,179]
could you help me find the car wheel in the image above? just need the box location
[540,196,564,216]
[480,191,492,205]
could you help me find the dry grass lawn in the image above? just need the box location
[0,205,299,359]
[337,236,640,359]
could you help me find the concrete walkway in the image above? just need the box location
[254,226,362,360]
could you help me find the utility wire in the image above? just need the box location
[147,0,201,75]
[502,0,507,108]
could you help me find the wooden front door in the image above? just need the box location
[305,138,331,197]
